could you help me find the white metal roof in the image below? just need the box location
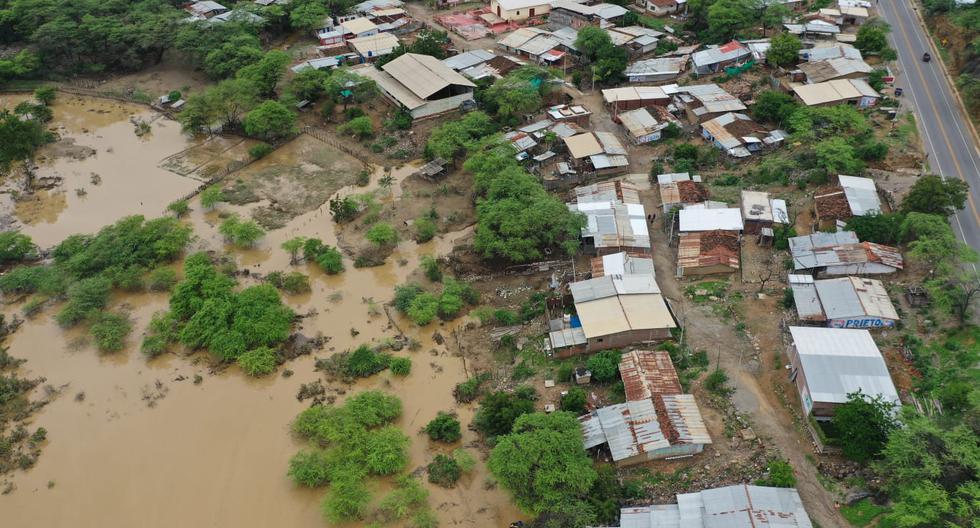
[678,208,744,232]
[442,49,495,70]
[789,326,899,405]
[813,276,898,320]
[348,32,399,55]
[341,17,378,35]
[838,175,881,216]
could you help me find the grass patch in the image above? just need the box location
[684,281,729,302]
[840,498,889,527]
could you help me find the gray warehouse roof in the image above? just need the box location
[789,326,899,405]
[620,484,813,528]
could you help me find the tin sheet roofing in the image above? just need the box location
[789,232,903,271]
[341,17,378,34]
[602,86,669,103]
[741,190,774,222]
[662,394,712,445]
[813,276,898,320]
[838,175,881,216]
[591,154,629,169]
[442,49,495,70]
[790,276,825,321]
[620,350,682,401]
[691,40,750,67]
[497,27,549,48]
[592,252,656,277]
[789,326,899,405]
[548,327,587,347]
[794,79,878,106]
[800,57,872,83]
[620,485,813,528]
[579,400,670,461]
[382,53,475,99]
[619,108,659,137]
[595,131,627,155]
[564,133,604,158]
[348,32,399,55]
[626,57,687,76]
[676,84,746,113]
[679,208,744,232]
[803,44,862,62]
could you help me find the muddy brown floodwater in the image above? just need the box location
[0,95,522,527]
[0,94,201,247]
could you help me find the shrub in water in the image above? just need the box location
[424,412,462,443]
[90,312,132,352]
[427,454,461,488]
[238,346,279,376]
[389,356,411,376]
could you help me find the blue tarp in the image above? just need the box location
[570,315,581,328]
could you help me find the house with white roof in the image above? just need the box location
[789,275,899,328]
[679,207,744,233]
[617,107,677,144]
[617,485,814,528]
[352,53,475,119]
[186,1,229,19]
[741,190,789,234]
[562,132,629,174]
[814,175,883,228]
[670,83,747,123]
[793,78,879,107]
[787,326,900,420]
[799,56,872,83]
[548,0,629,29]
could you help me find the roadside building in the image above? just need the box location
[617,107,676,144]
[547,103,592,127]
[793,78,879,107]
[348,32,400,61]
[690,40,752,75]
[353,53,476,119]
[641,0,680,16]
[801,43,862,62]
[548,275,676,356]
[291,57,341,73]
[700,112,786,158]
[814,175,882,229]
[658,172,708,213]
[670,83,747,123]
[496,27,568,64]
[787,326,900,420]
[617,485,814,527]
[580,350,710,465]
[490,0,553,20]
[339,17,380,39]
[548,0,629,29]
[562,132,629,174]
[840,6,869,24]
[741,190,789,235]
[601,86,671,113]
[789,231,903,275]
[625,57,688,83]
[567,181,648,255]
[799,57,872,83]
[784,20,841,38]
[677,230,741,276]
[789,275,899,328]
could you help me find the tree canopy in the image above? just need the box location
[901,175,970,216]
[832,391,899,463]
[768,33,802,68]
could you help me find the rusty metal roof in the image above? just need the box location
[660,394,712,445]
[620,350,682,402]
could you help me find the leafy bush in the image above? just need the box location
[218,214,266,248]
[200,186,225,209]
[344,107,365,120]
[560,387,588,414]
[420,255,442,282]
[474,386,537,437]
[365,426,410,475]
[345,344,391,378]
[303,238,344,274]
[248,142,274,159]
[394,283,425,313]
[288,449,333,487]
[407,292,439,325]
[585,350,621,383]
[266,271,311,294]
[493,309,519,326]
[321,477,371,523]
[454,372,490,403]
[347,391,403,427]
[424,412,462,443]
[0,232,35,265]
[389,356,411,376]
[338,116,374,139]
[365,222,398,248]
[147,267,178,292]
[142,311,180,358]
[56,276,112,327]
[237,346,278,376]
[703,368,730,394]
[757,459,796,488]
[427,454,461,488]
[90,312,132,352]
[167,200,190,217]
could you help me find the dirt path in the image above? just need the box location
[643,188,844,527]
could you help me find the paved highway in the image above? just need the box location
[876,0,980,257]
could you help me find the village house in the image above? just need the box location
[580,350,711,466]
[616,485,814,527]
[789,231,904,275]
[700,112,787,158]
[590,250,656,278]
[840,5,870,25]
[679,207,744,233]
[562,131,629,174]
[547,103,592,127]
[185,1,229,20]
[793,78,880,107]
[814,175,883,228]
[489,0,553,20]
[677,230,741,276]
[669,83,747,123]
[658,172,707,213]
[616,107,678,144]
[444,51,522,80]
[348,32,400,61]
[442,50,496,72]
[339,17,380,39]
[496,28,569,65]
[567,181,648,255]
[353,0,404,14]
[640,0,680,16]
[607,26,663,55]
[548,274,676,356]
[740,190,789,235]
[290,57,341,73]
[353,53,476,120]
[787,326,900,420]
[625,57,688,83]
[785,19,841,39]
[789,275,899,328]
[798,57,873,83]
[548,0,629,29]
[800,43,862,62]
[601,86,671,113]
[690,40,752,75]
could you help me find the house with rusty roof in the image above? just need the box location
[690,40,752,75]
[677,230,741,276]
[591,251,656,278]
[352,53,476,119]
[568,181,648,255]
[657,172,708,214]
[617,484,814,527]
[814,175,883,229]
[580,350,710,466]
[789,275,899,328]
[617,107,679,144]
[700,112,787,158]
[788,326,900,420]
[789,231,903,275]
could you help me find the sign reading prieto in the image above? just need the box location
[829,318,896,329]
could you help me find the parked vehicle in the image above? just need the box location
[923,52,931,62]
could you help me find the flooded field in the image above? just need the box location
[0,94,521,527]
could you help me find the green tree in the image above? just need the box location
[33,86,56,106]
[488,412,598,514]
[282,237,306,264]
[845,213,904,245]
[365,223,398,248]
[901,175,969,216]
[0,109,52,170]
[706,0,756,43]
[243,100,297,142]
[427,453,461,488]
[753,90,799,125]
[218,214,266,248]
[475,386,537,437]
[424,412,462,443]
[559,387,588,414]
[90,312,132,352]
[761,3,792,35]
[767,32,801,67]
[287,67,330,101]
[338,116,374,138]
[585,350,621,383]
[813,137,863,174]
[236,50,290,97]
[900,212,977,274]
[855,18,895,59]
[832,391,898,463]
[237,346,278,376]
[0,232,36,265]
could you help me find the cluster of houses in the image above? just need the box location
[183,0,266,24]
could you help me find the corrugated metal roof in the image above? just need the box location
[564,133,604,159]
[497,27,549,49]
[595,131,627,155]
[791,278,825,321]
[803,44,862,62]
[620,350,682,401]
[442,49,495,70]
[812,276,898,320]
[676,84,747,114]
[691,40,750,67]
[578,400,670,462]
[382,53,475,99]
[838,175,881,216]
[789,232,903,271]
[789,327,899,405]
[592,252,656,277]
[591,154,629,169]
[661,394,711,445]
[626,57,686,76]
[602,86,669,103]
[679,208,744,232]
[341,17,378,35]
[548,327,587,347]
[348,32,399,55]
[620,485,814,528]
